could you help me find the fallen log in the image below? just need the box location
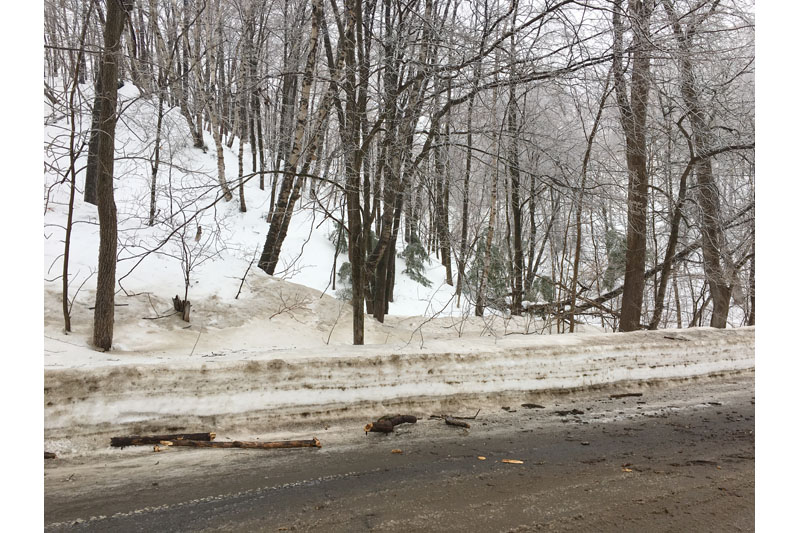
[111,432,216,448]
[161,437,321,449]
[610,393,643,399]
[444,416,470,429]
[45,452,56,459]
[365,414,417,434]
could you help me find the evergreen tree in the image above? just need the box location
[399,237,432,288]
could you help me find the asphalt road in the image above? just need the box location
[45,371,754,532]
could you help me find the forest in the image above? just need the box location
[43,0,755,348]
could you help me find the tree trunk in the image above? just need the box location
[507,88,523,315]
[570,73,611,331]
[342,0,364,344]
[205,1,233,202]
[612,0,653,332]
[270,0,300,221]
[237,43,248,213]
[258,0,327,275]
[92,0,131,351]
[175,0,205,149]
[649,149,691,329]
[524,168,538,297]
[149,84,165,226]
[434,116,453,287]
[62,4,94,332]
[455,89,473,306]
[664,0,731,328]
[476,103,499,317]
[83,79,102,205]
[747,248,754,326]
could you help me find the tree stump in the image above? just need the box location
[173,295,191,322]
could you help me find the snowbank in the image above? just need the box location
[44,327,754,455]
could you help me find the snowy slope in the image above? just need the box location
[44,82,483,356]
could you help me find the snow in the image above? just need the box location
[42,81,755,458]
[44,326,754,457]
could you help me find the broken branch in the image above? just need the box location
[365,414,418,434]
[161,438,321,449]
[445,416,471,429]
[111,432,216,448]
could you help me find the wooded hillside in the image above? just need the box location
[44,0,755,347]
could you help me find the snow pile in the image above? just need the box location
[44,326,754,455]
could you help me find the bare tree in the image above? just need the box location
[612,0,655,332]
[92,0,133,351]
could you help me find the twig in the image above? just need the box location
[142,293,179,320]
[404,286,457,349]
[268,290,312,320]
[235,245,259,300]
[142,311,179,320]
[455,409,481,420]
[44,335,86,348]
[189,330,202,356]
[147,293,159,316]
[325,301,347,345]
[430,409,480,421]
[67,269,95,317]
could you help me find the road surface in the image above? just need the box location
[45,371,754,532]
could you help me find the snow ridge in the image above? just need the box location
[45,327,754,454]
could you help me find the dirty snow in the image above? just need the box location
[44,326,754,457]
